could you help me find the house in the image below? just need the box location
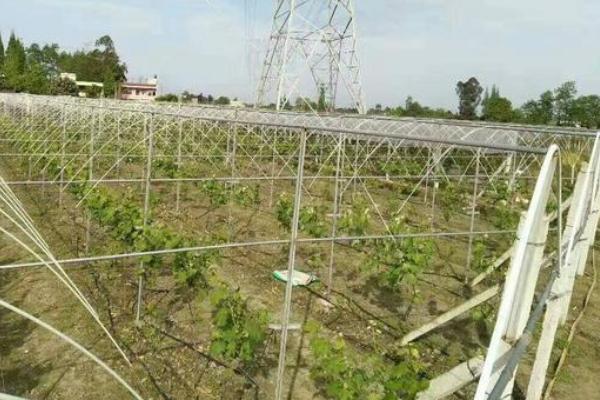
[119,77,158,101]
[59,73,104,98]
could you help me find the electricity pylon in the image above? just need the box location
[256,0,366,114]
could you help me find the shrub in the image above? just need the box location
[365,216,433,292]
[308,323,428,400]
[209,285,269,368]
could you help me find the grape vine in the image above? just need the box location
[365,216,434,292]
[307,322,428,400]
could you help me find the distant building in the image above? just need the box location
[119,77,158,101]
[59,72,104,98]
[60,72,77,81]
[230,100,246,108]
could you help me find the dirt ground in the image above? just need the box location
[0,174,143,399]
[543,252,600,400]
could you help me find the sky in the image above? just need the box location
[1,0,600,110]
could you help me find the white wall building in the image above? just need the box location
[120,77,158,101]
[59,73,104,98]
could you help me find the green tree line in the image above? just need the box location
[371,77,600,129]
[155,91,233,106]
[0,31,126,97]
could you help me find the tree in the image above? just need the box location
[387,96,453,120]
[0,33,5,89]
[511,108,525,123]
[456,77,483,120]
[95,35,115,52]
[84,85,102,98]
[481,88,489,110]
[103,71,117,98]
[96,35,126,96]
[4,32,27,91]
[317,84,327,112]
[483,96,514,122]
[156,93,179,102]
[538,90,555,124]
[554,81,577,126]
[481,85,500,116]
[405,96,424,117]
[27,43,60,78]
[57,34,126,88]
[51,77,79,96]
[0,31,129,97]
[23,62,50,94]
[520,90,554,125]
[181,90,194,102]
[214,96,230,105]
[572,95,600,128]
[481,86,514,122]
[0,33,5,72]
[521,100,541,124]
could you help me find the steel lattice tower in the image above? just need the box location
[256,0,366,114]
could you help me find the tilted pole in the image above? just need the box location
[527,135,600,399]
[274,129,307,400]
[327,132,345,296]
[135,113,154,323]
[475,145,558,400]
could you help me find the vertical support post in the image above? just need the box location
[505,153,514,174]
[230,122,237,177]
[226,123,232,167]
[507,152,517,191]
[385,142,393,182]
[424,147,431,205]
[59,103,67,207]
[85,107,96,255]
[27,100,33,180]
[176,117,183,213]
[136,112,154,323]
[41,107,49,199]
[465,149,482,278]
[274,129,307,400]
[352,138,359,196]
[430,146,442,231]
[318,135,323,165]
[327,132,345,297]
[227,122,237,240]
[116,112,121,179]
[269,131,278,208]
